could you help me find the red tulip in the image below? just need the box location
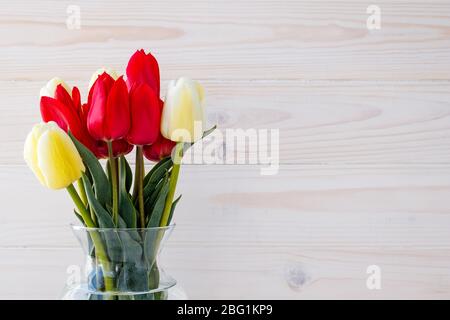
[95,139,133,158]
[40,79,133,159]
[82,101,134,158]
[87,73,130,141]
[126,83,161,146]
[143,134,176,162]
[41,91,78,133]
[112,139,134,157]
[40,85,98,156]
[126,49,160,95]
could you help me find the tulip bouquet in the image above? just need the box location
[24,50,214,299]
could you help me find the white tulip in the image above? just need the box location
[161,77,205,143]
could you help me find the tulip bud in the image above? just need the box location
[39,77,71,98]
[88,68,119,91]
[126,49,160,95]
[87,73,130,141]
[161,77,205,143]
[126,83,161,146]
[24,122,85,190]
[143,134,176,162]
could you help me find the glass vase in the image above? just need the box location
[62,224,181,300]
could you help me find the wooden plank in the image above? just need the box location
[3,80,450,165]
[0,1,449,80]
[1,247,449,299]
[167,247,450,299]
[1,0,450,300]
[2,164,450,249]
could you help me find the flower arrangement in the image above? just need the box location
[24,50,214,299]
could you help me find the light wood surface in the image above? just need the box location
[0,0,450,299]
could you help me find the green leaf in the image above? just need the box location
[119,194,137,228]
[122,156,133,193]
[143,157,173,200]
[183,125,217,153]
[75,209,95,257]
[148,177,165,206]
[167,195,182,225]
[106,159,112,182]
[116,239,147,292]
[117,264,148,293]
[144,176,165,223]
[202,125,217,139]
[82,173,115,228]
[143,231,163,275]
[73,209,87,227]
[143,156,171,186]
[115,215,146,292]
[69,133,111,208]
[118,230,148,291]
[119,157,137,228]
[82,173,122,262]
[148,263,160,291]
[84,167,93,185]
[147,176,170,228]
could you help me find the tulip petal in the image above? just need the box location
[126,49,160,95]
[87,76,108,140]
[39,77,71,98]
[54,84,74,111]
[92,139,133,159]
[40,96,79,133]
[127,83,161,145]
[104,77,130,140]
[88,75,130,141]
[113,139,134,157]
[24,125,47,186]
[72,86,81,111]
[161,78,204,142]
[88,68,118,91]
[41,96,96,151]
[87,72,116,112]
[143,134,175,162]
[37,127,85,189]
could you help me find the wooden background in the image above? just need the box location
[1,0,450,299]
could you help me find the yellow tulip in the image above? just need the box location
[39,77,71,98]
[161,77,205,143]
[88,68,119,90]
[24,121,85,190]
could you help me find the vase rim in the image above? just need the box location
[70,223,176,232]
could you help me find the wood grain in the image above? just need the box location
[2,80,450,165]
[1,0,450,299]
[2,164,450,249]
[2,247,450,299]
[0,1,449,80]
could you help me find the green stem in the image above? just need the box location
[66,184,115,292]
[132,148,140,202]
[77,179,88,206]
[77,178,96,224]
[107,141,119,226]
[159,142,183,227]
[67,184,94,227]
[137,146,145,228]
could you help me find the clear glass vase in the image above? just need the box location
[62,224,182,300]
